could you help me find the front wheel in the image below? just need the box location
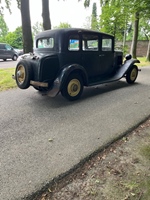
[126,65,138,84]
[61,73,83,101]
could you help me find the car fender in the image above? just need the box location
[123,58,140,74]
[47,64,88,97]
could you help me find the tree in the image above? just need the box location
[0,26,23,48]
[91,3,99,30]
[0,0,33,53]
[32,22,43,37]
[139,18,150,61]
[0,14,8,38]
[130,12,139,58]
[19,0,33,53]
[0,0,11,14]
[79,0,150,58]
[100,1,130,42]
[42,0,51,30]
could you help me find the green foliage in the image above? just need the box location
[32,21,43,37]
[100,1,131,41]
[0,14,8,37]
[91,3,99,31]
[0,0,11,14]
[0,26,23,48]
[54,22,72,29]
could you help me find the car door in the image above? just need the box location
[5,44,13,58]
[81,33,101,78]
[98,34,115,76]
[0,44,6,59]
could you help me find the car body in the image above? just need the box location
[0,43,18,61]
[14,48,23,56]
[13,28,140,101]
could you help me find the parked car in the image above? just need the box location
[14,48,23,56]
[13,28,140,101]
[0,43,18,61]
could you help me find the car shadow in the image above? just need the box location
[31,80,140,109]
[82,80,138,100]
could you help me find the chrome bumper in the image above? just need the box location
[12,75,48,88]
[30,80,48,87]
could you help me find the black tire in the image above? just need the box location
[15,60,33,89]
[61,73,83,101]
[12,54,18,61]
[3,59,6,61]
[126,65,138,84]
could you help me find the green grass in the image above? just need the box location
[0,57,150,92]
[141,145,150,160]
[0,68,17,91]
[137,57,150,67]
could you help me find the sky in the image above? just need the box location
[3,0,100,32]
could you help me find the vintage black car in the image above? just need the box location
[13,28,140,101]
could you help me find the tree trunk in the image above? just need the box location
[42,0,51,30]
[20,0,33,53]
[130,12,139,58]
[146,40,150,62]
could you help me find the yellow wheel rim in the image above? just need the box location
[16,65,26,84]
[67,79,81,97]
[130,68,137,81]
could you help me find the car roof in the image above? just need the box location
[35,28,114,39]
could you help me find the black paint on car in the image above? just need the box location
[13,28,140,101]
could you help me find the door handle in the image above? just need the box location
[99,54,104,57]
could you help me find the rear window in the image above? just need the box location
[37,38,54,48]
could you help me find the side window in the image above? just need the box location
[68,35,79,51]
[37,38,54,48]
[102,36,112,51]
[82,34,98,51]
[5,44,12,50]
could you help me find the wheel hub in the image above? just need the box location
[68,79,81,97]
[72,84,78,92]
[130,68,137,81]
[17,65,25,84]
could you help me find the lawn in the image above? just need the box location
[0,68,17,91]
[137,57,150,67]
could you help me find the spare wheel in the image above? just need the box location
[15,60,33,89]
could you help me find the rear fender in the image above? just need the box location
[47,64,88,97]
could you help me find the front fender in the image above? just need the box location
[124,58,140,71]
[47,64,88,97]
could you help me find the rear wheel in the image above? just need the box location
[15,60,33,89]
[61,73,83,101]
[126,65,138,84]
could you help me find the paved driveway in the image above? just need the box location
[0,59,18,68]
[0,67,150,200]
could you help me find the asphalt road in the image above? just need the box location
[0,66,150,200]
[0,59,18,68]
